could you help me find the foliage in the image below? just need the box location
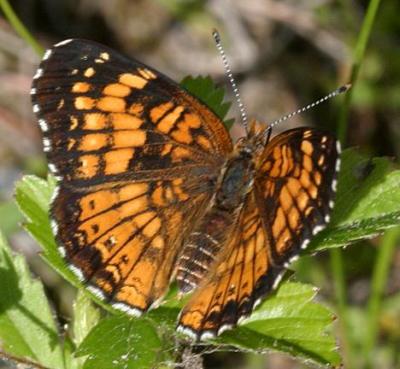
[0,233,64,369]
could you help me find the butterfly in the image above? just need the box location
[31,39,340,341]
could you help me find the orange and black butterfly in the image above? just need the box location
[31,39,340,340]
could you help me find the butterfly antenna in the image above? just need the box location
[212,29,249,134]
[267,84,352,132]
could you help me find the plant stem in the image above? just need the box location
[364,228,400,368]
[330,249,355,368]
[337,0,383,145]
[0,0,43,56]
[0,350,50,369]
[333,1,383,367]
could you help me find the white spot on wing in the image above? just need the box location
[301,239,310,249]
[336,140,342,154]
[284,255,299,267]
[200,331,215,341]
[68,264,84,281]
[58,246,66,257]
[33,68,43,79]
[33,104,40,113]
[332,179,338,192]
[237,314,249,324]
[218,324,233,335]
[87,285,106,300]
[51,186,60,203]
[55,39,73,47]
[177,325,198,340]
[30,88,37,95]
[112,302,143,317]
[38,119,48,132]
[43,49,52,60]
[329,200,335,209]
[312,224,325,235]
[335,157,341,172]
[42,137,51,151]
[50,219,58,234]
[272,272,284,290]
[253,297,263,309]
[48,163,58,173]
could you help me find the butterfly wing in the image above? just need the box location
[178,127,340,339]
[255,127,340,265]
[31,39,233,314]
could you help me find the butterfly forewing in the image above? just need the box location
[32,39,232,186]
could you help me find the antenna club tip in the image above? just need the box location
[212,28,220,42]
[339,83,352,93]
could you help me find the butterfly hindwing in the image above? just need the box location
[255,127,340,265]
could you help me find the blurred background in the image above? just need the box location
[0,0,399,368]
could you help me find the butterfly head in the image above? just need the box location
[234,119,270,156]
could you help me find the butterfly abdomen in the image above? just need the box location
[176,212,227,293]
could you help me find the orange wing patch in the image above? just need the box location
[119,73,149,89]
[103,83,131,97]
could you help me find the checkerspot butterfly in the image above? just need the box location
[31,39,340,340]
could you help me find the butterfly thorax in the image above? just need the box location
[176,145,256,293]
[216,148,255,210]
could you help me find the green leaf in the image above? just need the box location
[0,201,23,236]
[216,281,341,367]
[15,175,72,282]
[76,316,163,369]
[310,149,400,251]
[69,291,101,369]
[73,290,101,347]
[180,75,234,129]
[0,232,65,369]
